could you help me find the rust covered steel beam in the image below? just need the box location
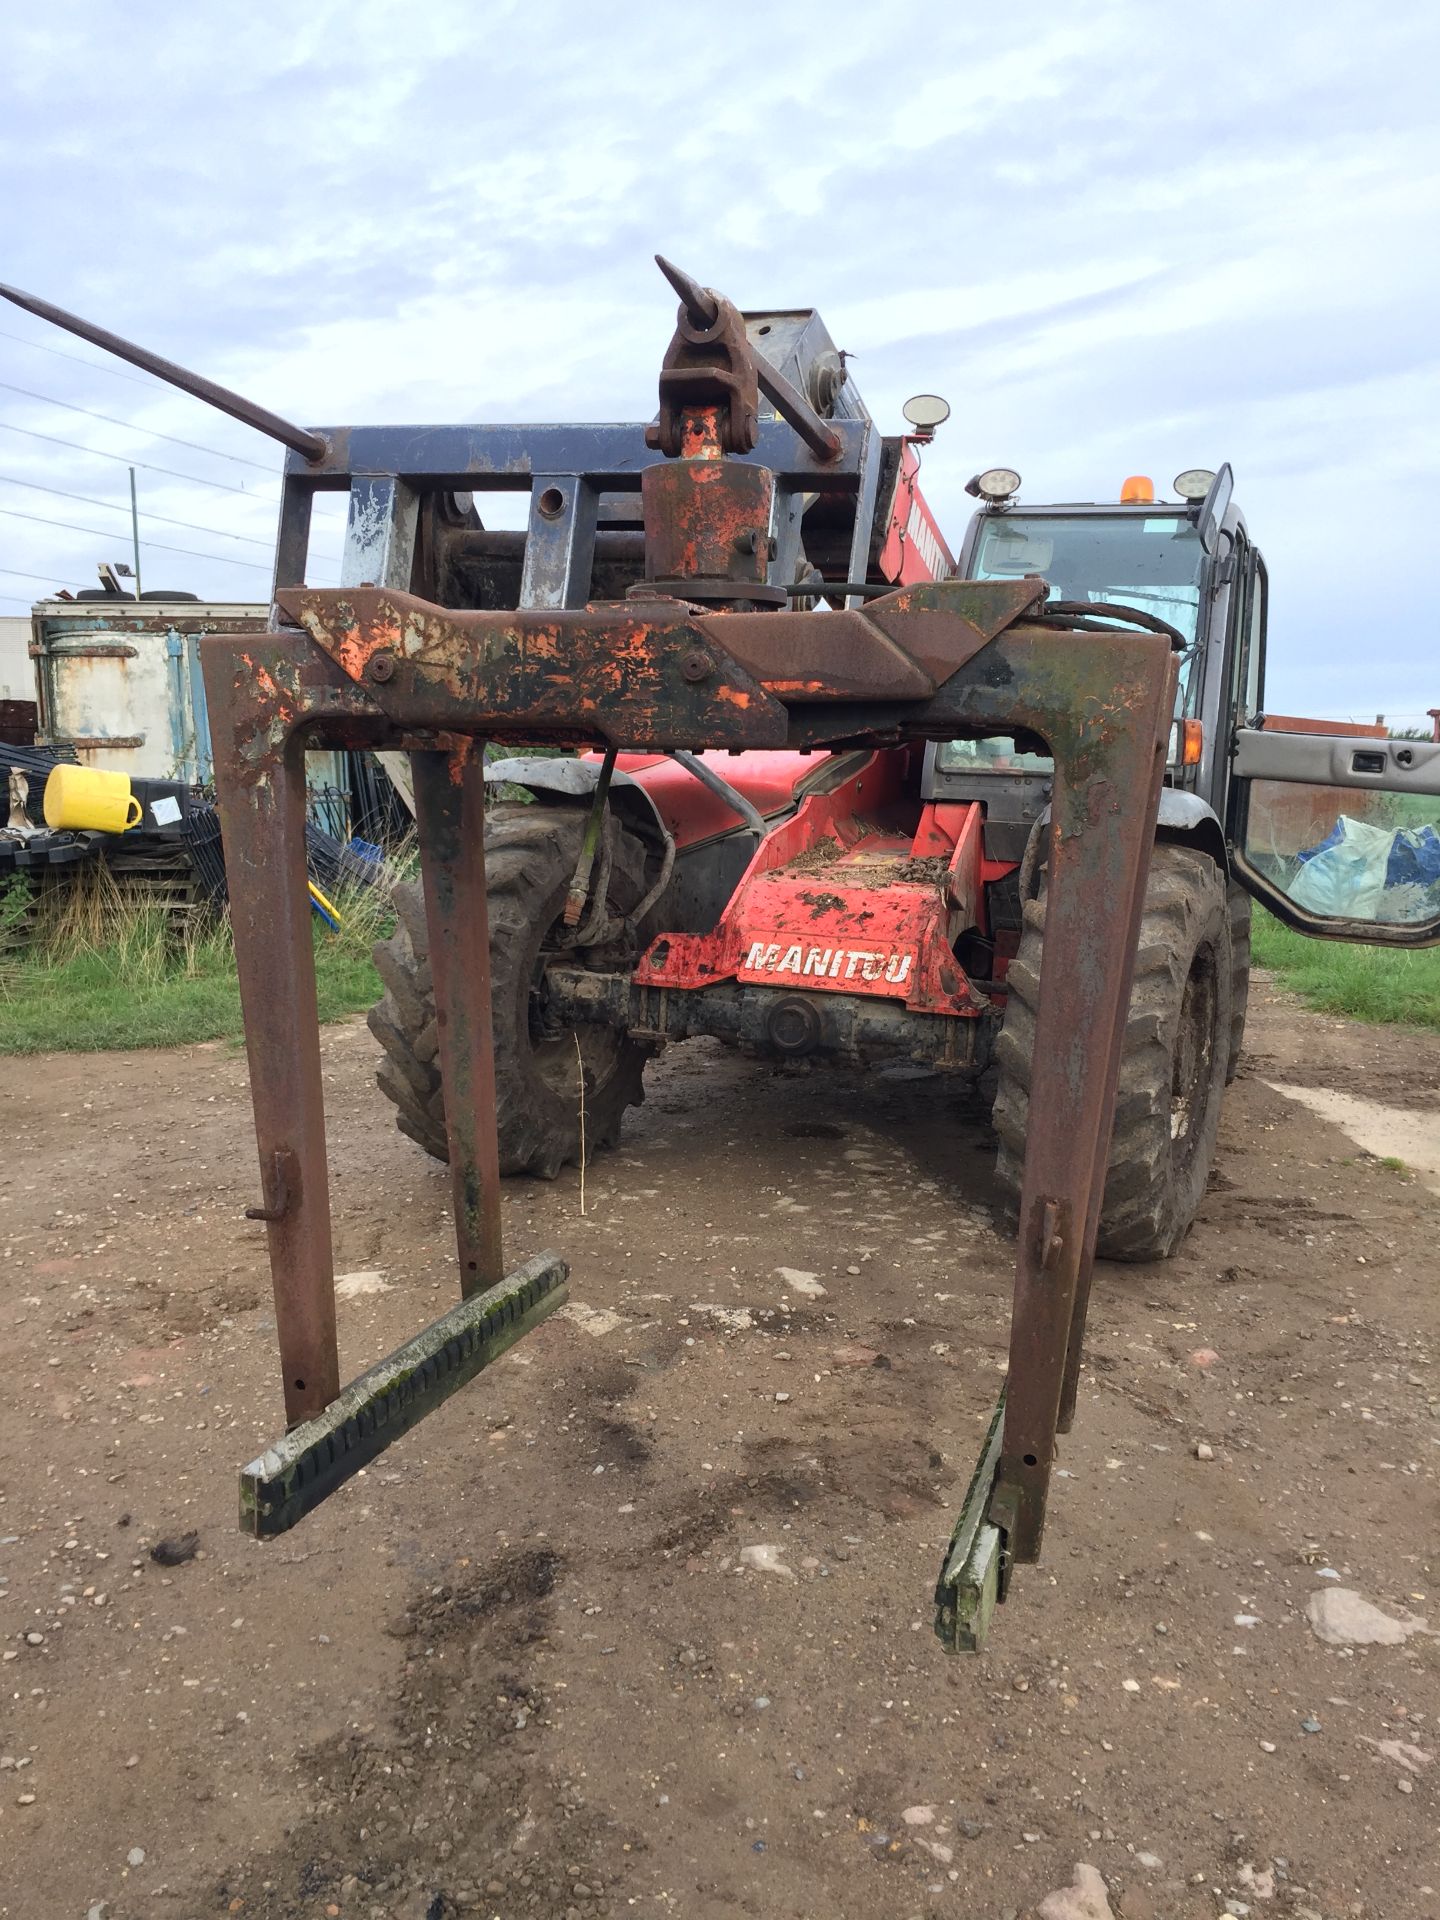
[965,628,1173,1567]
[205,578,1174,1606]
[206,694,340,1428]
[273,575,1045,735]
[277,587,791,747]
[411,743,505,1296]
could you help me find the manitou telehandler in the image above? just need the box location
[7,261,1436,1648]
[372,442,1258,1262]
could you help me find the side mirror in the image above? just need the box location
[1196,461,1234,556]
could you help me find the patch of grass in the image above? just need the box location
[1252,906,1440,1030]
[0,863,389,1055]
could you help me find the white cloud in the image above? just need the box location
[0,0,1435,714]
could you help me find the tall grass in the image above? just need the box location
[1252,907,1440,1030]
[7,860,1434,1057]
[0,861,390,1055]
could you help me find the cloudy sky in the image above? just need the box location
[2,1,1436,723]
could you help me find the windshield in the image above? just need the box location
[938,511,1204,776]
[972,511,1203,642]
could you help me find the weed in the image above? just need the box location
[0,858,390,1054]
[0,874,34,938]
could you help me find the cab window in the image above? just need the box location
[939,512,1206,776]
[971,512,1204,658]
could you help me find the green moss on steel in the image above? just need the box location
[934,1390,1006,1653]
[238,1252,568,1537]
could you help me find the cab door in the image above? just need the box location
[1227,726,1440,945]
[1216,542,1440,945]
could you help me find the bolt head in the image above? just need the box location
[367,651,396,683]
[680,651,713,683]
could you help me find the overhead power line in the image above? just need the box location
[0,472,342,561]
[0,562,91,590]
[0,470,276,545]
[0,324,350,489]
[0,378,278,472]
[0,322,172,392]
[0,419,274,496]
[0,502,271,570]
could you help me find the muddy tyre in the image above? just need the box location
[368,804,651,1177]
[992,844,1232,1262]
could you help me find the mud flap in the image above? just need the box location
[933,1393,1007,1653]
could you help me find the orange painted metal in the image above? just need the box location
[878,440,957,585]
[633,756,985,1018]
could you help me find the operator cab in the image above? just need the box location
[924,465,1262,829]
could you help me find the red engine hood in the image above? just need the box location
[593,750,858,850]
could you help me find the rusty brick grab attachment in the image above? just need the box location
[195,259,1176,1641]
[204,583,1174,1590]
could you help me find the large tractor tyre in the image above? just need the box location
[1225,880,1252,1083]
[368,804,652,1177]
[992,844,1232,1263]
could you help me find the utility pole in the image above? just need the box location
[128,467,143,597]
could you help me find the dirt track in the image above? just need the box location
[2,979,1439,1920]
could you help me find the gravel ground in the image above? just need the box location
[2,975,1439,1920]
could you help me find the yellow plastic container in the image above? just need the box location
[43,764,143,834]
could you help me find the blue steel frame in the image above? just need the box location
[273,307,884,615]
[275,417,883,611]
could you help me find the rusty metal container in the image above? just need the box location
[29,597,344,796]
[30,597,257,781]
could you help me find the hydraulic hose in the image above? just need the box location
[1036,601,1189,653]
[668,750,769,838]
